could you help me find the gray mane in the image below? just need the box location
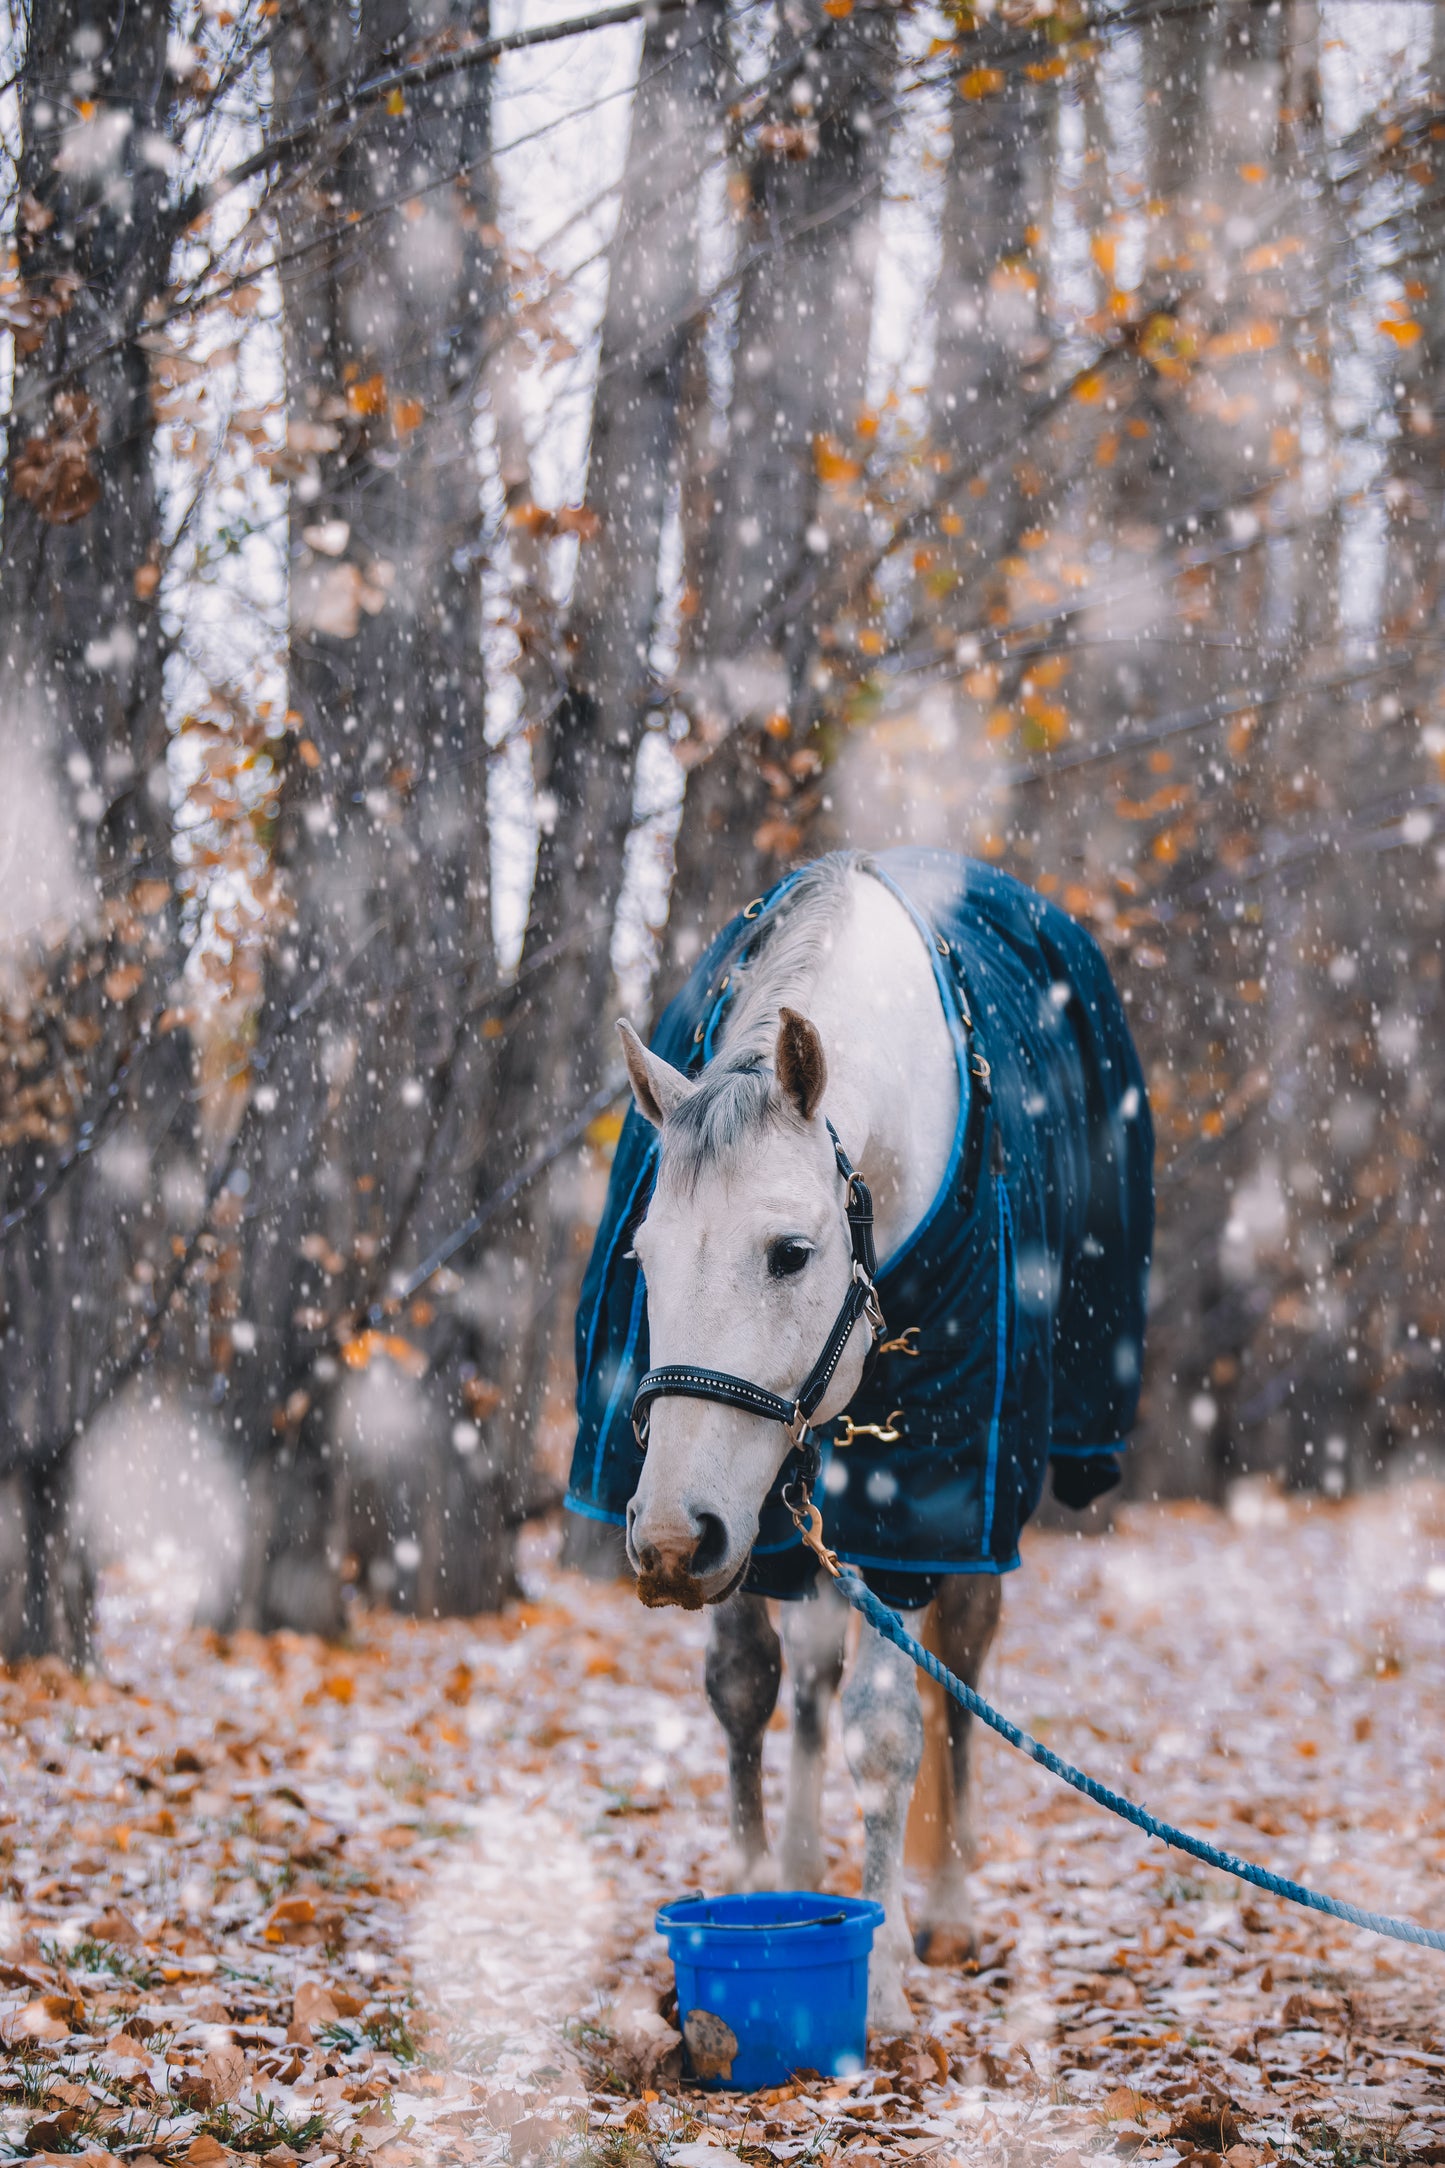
[658,852,865,1192]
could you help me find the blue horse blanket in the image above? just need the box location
[566,850,1154,1601]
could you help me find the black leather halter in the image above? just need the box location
[630,1120,887,1457]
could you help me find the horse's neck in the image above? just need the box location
[733,872,960,1261]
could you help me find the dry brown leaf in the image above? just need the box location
[13,391,101,523]
[461,1375,503,1419]
[185,2139,233,2168]
[102,964,145,1004]
[1171,2100,1242,2150]
[267,1894,317,1925]
[24,2110,80,2149]
[17,1991,83,2040]
[757,120,814,159]
[0,269,80,355]
[813,434,862,486]
[200,2039,246,2103]
[293,1977,340,2030]
[752,817,804,857]
[339,1328,427,1378]
[346,372,389,417]
[506,500,600,541]
[105,2030,153,2062]
[87,1907,139,1944]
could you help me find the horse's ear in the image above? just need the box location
[618,1019,692,1129]
[775,1007,827,1121]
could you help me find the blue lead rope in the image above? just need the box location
[834,1565,1445,1955]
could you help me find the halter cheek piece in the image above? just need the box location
[629,1122,886,1567]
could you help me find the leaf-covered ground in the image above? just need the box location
[3,1487,1444,2168]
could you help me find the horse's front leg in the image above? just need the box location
[841,1607,925,2033]
[777,1577,848,1888]
[706,1590,782,1888]
[915,1574,1002,1965]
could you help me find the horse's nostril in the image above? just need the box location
[690,1512,729,1579]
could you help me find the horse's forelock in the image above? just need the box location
[657,1060,784,1193]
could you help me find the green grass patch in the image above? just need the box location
[361,2002,423,2062]
[197,2099,331,2155]
[38,1934,161,1989]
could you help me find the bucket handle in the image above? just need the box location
[666,1910,850,1932]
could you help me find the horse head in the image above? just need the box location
[617,1009,874,1609]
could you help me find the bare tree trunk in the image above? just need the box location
[227,0,498,1629]
[0,0,188,1660]
[1044,0,1258,1508]
[663,0,898,981]
[932,24,1050,608]
[450,0,728,1607]
[1248,0,1445,1498]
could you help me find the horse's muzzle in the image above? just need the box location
[630,1527,752,1610]
[628,1495,743,1607]
[634,1558,709,1610]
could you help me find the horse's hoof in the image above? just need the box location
[913,1922,978,1968]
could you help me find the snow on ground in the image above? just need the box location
[2,1489,1443,2166]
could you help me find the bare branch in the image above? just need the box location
[177,0,705,233]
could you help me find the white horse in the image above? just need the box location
[618,858,1002,2031]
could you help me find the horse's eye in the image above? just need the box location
[768,1237,813,1280]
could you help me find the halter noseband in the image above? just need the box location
[629,1121,887,1469]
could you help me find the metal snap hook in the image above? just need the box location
[834,1410,905,1448]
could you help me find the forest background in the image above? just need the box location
[2,0,1443,1661]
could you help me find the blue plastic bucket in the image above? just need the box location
[655,1891,886,2090]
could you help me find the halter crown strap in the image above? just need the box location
[630,1118,885,1450]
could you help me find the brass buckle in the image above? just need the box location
[852,1259,886,1339]
[835,1409,904,1448]
[784,1403,809,1449]
[878,1324,920,1358]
